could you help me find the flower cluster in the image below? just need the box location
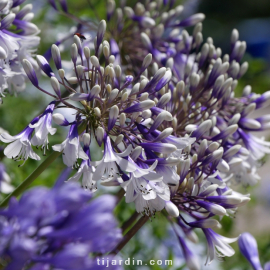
[1,20,195,218]
[0,0,40,96]
[0,0,270,268]
[0,179,122,270]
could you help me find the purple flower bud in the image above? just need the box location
[48,0,58,10]
[15,4,33,20]
[149,111,173,133]
[199,184,219,197]
[12,0,26,8]
[239,118,261,130]
[179,158,190,183]
[188,219,220,229]
[123,100,155,113]
[142,53,152,69]
[51,44,62,69]
[52,113,70,126]
[107,0,115,21]
[191,120,212,140]
[22,59,39,87]
[211,124,238,141]
[265,262,270,270]
[206,195,242,207]
[238,233,263,270]
[176,13,205,27]
[59,0,68,12]
[0,13,15,29]
[140,142,177,154]
[156,92,171,108]
[96,20,106,52]
[13,19,39,35]
[36,55,54,77]
[148,67,166,88]
[69,93,89,101]
[95,127,105,146]
[134,16,155,28]
[50,77,61,97]
[108,105,119,131]
[71,44,78,64]
[74,35,82,56]
[89,85,101,100]
[154,69,172,92]
[196,200,226,216]
[254,91,270,109]
[223,145,241,160]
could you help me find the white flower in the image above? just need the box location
[203,228,239,264]
[68,148,96,191]
[0,121,40,164]
[52,123,88,167]
[92,136,137,182]
[30,102,56,154]
[122,159,170,215]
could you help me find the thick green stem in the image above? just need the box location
[121,211,140,233]
[116,188,125,204]
[109,215,149,255]
[0,151,61,207]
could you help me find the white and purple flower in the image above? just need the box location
[52,122,88,167]
[30,101,57,154]
[0,118,40,164]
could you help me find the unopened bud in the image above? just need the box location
[58,69,65,79]
[142,53,152,68]
[50,76,61,96]
[119,113,126,127]
[115,134,124,145]
[83,47,91,59]
[91,56,100,68]
[165,201,179,217]
[94,107,101,118]
[83,133,91,146]
[95,126,105,146]
[52,113,69,126]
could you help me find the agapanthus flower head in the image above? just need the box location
[104,0,206,71]
[0,1,40,96]
[9,19,194,214]
[0,180,122,269]
[1,1,270,267]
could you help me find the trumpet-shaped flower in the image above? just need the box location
[0,118,40,164]
[30,101,57,153]
[52,122,88,167]
[93,136,137,182]
[203,228,238,264]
